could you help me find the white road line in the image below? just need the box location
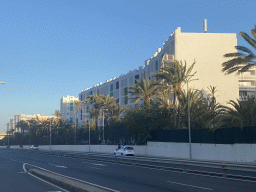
[23,164,69,192]
[48,163,67,168]
[23,163,119,192]
[90,167,102,169]
[166,181,213,191]
[92,163,106,166]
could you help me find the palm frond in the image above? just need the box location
[239,32,256,50]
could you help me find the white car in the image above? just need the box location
[114,146,135,156]
[30,145,39,150]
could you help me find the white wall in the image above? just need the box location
[17,142,256,163]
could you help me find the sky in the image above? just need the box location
[0,0,255,132]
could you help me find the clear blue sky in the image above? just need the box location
[0,0,255,132]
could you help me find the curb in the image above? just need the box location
[24,164,118,192]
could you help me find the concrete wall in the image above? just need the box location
[14,142,256,163]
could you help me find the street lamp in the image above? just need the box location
[88,119,90,152]
[102,108,108,145]
[186,77,199,160]
[0,82,4,85]
[6,125,10,146]
[27,122,31,146]
[187,80,192,160]
[50,118,52,150]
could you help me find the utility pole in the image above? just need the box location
[29,122,31,146]
[7,125,9,146]
[103,109,104,144]
[187,80,192,159]
[89,120,90,152]
[50,119,52,150]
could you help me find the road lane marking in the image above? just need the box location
[23,164,69,192]
[92,163,106,166]
[90,167,101,169]
[23,163,119,192]
[166,181,213,191]
[48,163,67,168]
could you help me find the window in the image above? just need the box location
[97,89,100,95]
[116,98,119,103]
[90,91,93,95]
[124,96,128,105]
[110,92,113,97]
[239,91,247,96]
[110,84,113,92]
[135,75,139,84]
[70,117,73,122]
[70,106,73,111]
[70,100,73,103]
[251,70,255,75]
[155,60,158,72]
[116,81,119,90]
[81,95,83,100]
[124,87,128,95]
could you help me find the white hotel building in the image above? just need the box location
[11,114,54,133]
[60,95,79,122]
[77,26,255,127]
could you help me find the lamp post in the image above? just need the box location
[0,82,4,85]
[186,77,199,160]
[89,120,90,152]
[102,108,108,145]
[103,109,104,144]
[7,125,9,146]
[28,122,31,146]
[187,80,192,160]
[50,118,52,151]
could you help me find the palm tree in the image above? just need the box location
[73,100,82,145]
[153,60,196,129]
[52,110,63,126]
[216,96,256,130]
[207,85,218,106]
[222,26,256,74]
[85,95,102,131]
[99,94,116,125]
[129,77,160,107]
[16,120,29,135]
[179,89,218,129]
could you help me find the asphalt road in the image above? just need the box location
[1,149,256,192]
[0,151,65,192]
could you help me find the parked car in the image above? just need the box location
[114,146,135,156]
[30,145,39,150]
[18,145,23,149]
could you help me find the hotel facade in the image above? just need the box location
[77,26,255,127]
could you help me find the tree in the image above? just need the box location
[180,89,219,129]
[129,77,160,107]
[222,26,256,74]
[216,96,256,130]
[153,60,196,129]
[52,110,63,133]
[99,94,116,125]
[84,95,102,132]
[74,100,82,145]
[16,120,29,135]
